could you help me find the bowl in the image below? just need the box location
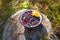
[19,9,42,28]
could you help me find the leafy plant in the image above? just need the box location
[19,1,33,9]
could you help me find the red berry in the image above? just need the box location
[22,20,26,25]
[27,23,31,27]
[33,21,38,25]
[25,17,30,21]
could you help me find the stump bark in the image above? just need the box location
[2,9,58,40]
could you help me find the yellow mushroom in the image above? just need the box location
[32,11,40,17]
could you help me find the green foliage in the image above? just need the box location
[0,0,2,9]
[49,3,58,10]
[56,13,60,21]
[3,0,11,3]
[45,0,52,4]
[19,1,33,9]
[57,5,60,11]
[0,36,2,40]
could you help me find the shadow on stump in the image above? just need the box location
[24,24,48,40]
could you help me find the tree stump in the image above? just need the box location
[2,9,58,40]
